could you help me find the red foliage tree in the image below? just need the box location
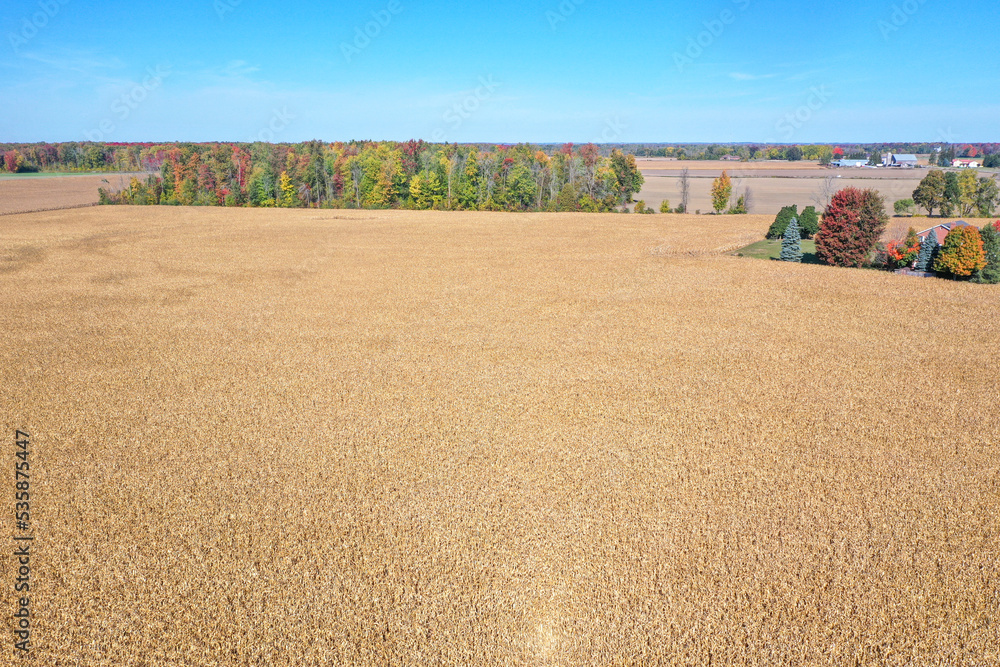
[815,187,889,267]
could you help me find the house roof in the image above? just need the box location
[917,221,973,244]
[893,154,918,162]
[954,158,979,163]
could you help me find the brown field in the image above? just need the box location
[2,206,999,665]
[0,173,138,215]
[637,159,828,171]
[637,168,929,217]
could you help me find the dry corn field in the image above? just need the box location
[1,207,998,666]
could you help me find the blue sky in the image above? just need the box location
[2,0,998,143]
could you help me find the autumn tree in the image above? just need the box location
[957,169,978,217]
[609,149,644,207]
[815,187,889,267]
[711,170,732,214]
[278,171,296,207]
[933,225,986,278]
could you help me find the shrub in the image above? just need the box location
[727,194,747,215]
[659,200,671,214]
[767,205,798,239]
[815,188,888,268]
[780,218,802,262]
[885,228,921,269]
[634,200,647,214]
[894,198,916,216]
[933,226,986,278]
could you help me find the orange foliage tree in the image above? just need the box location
[933,226,986,277]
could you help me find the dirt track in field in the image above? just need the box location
[1,206,998,665]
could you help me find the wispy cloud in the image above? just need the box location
[729,72,777,81]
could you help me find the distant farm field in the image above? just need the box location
[0,173,137,215]
[2,206,998,665]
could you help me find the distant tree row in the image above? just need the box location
[911,169,999,217]
[91,141,644,212]
[6,141,998,175]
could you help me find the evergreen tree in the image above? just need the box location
[914,230,939,272]
[971,222,1000,284]
[767,205,798,238]
[780,217,802,262]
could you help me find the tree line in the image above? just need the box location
[84,141,647,212]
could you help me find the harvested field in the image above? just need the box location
[637,170,929,216]
[635,159,833,171]
[635,160,1000,216]
[0,173,136,215]
[2,207,998,665]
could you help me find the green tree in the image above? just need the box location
[710,169,732,214]
[798,206,820,238]
[975,178,999,217]
[971,222,1000,284]
[659,199,671,213]
[767,205,798,238]
[941,172,961,216]
[785,146,803,161]
[780,217,802,262]
[912,170,945,216]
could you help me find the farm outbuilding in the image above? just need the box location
[887,154,918,168]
